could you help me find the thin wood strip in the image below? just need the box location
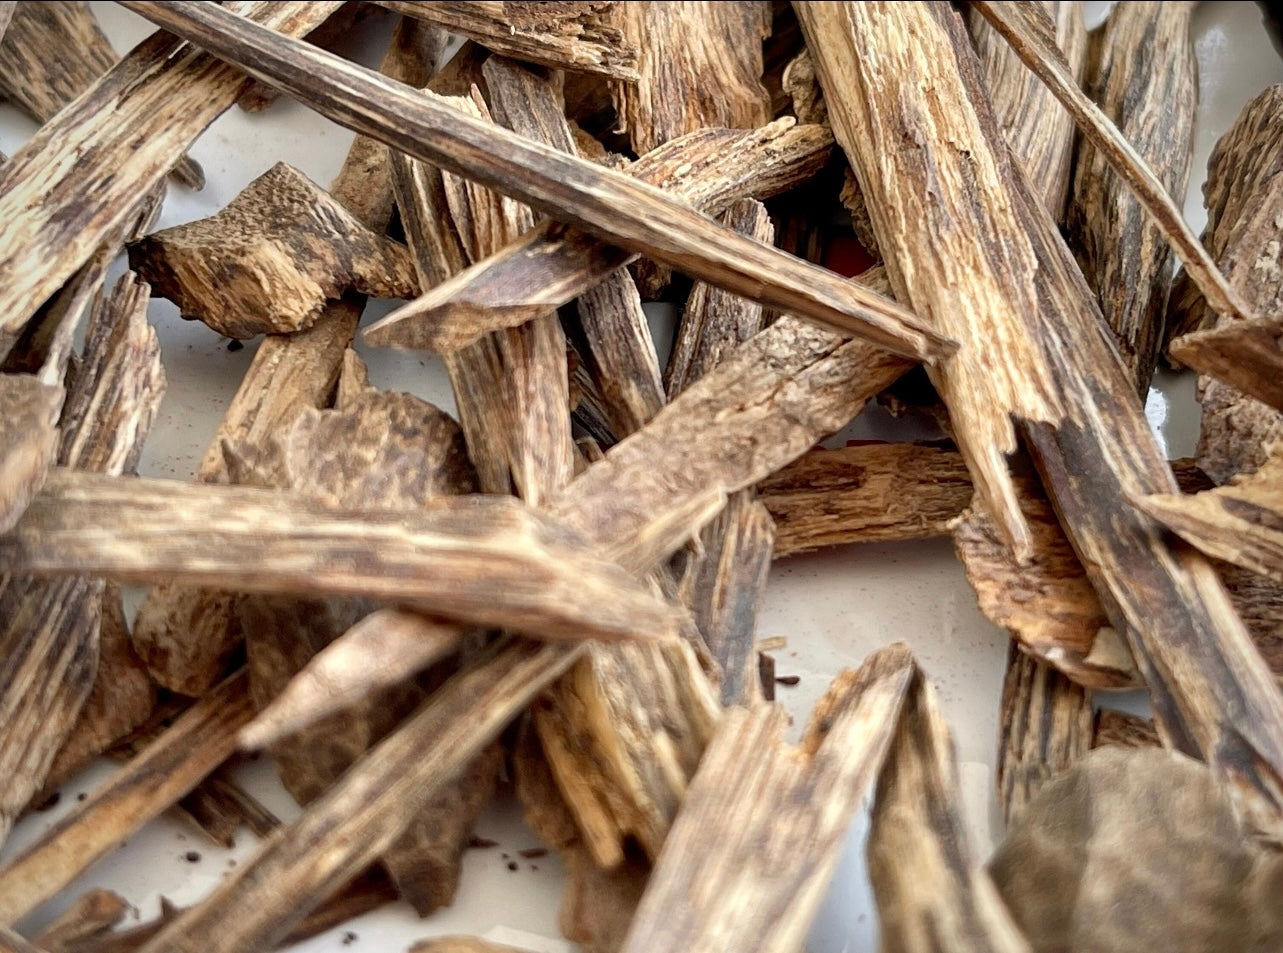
[0,0,341,344]
[0,671,254,922]
[0,470,683,645]
[116,0,953,364]
[970,0,1254,326]
[618,646,917,953]
[373,1,638,80]
[366,120,833,352]
[132,639,580,953]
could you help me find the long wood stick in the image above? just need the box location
[970,0,1253,326]
[0,0,340,344]
[116,0,952,364]
[0,470,682,644]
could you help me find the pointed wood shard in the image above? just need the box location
[1171,315,1283,414]
[129,163,418,339]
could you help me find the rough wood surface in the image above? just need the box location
[0,671,254,922]
[0,375,60,534]
[0,0,340,346]
[0,470,684,645]
[33,889,128,951]
[869,666,1031,953]
[761,442,973,558]
[618,647,916,953]
[374,1,637,79]
[799,0,1283,832]
[610,2,771,154]
[996,646,1092,826]
[967,1,1086,219]
[119,0,952,365]
[1173,315,1283,414]
[0,1,203,188]
[1092,708,1161,749]
[128,639,580,953]
[128,163,417,339]
[366,119,833,352]
[1065,0,1196,393]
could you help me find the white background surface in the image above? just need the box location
[2,3,1282,951]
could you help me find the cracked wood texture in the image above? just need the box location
[618,647,916,953]
[366,119,833,353]
[0,470,683,645]
[0,0,341,345]
[119,0,951,365]
[374,1,637,79]
[1065,0,1197,394]
[797,0,1283,835]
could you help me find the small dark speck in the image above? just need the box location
[531,865,539,871]
[341,932,358,946]
[518,848,548,859]
[227,859,237,867]
[33,791,60,812]
[227,339,244,352]
[184,851,201,863]
[77,792,87,802]
[506,861,519,872]
[501,852,510,860]
[776,675,801,686]
[467,836,498,849]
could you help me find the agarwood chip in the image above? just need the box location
[0,374,61,534]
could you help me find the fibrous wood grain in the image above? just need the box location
[618,646,916,953]
[0,470,684,644]
[0,1,203,188]
[118,0,952,365]
[366,119,833,353]
[868,665,1031,953]
[798,0,1283,833]
[374,1,638,79]
[1092,708,1160,749]
[128,163,418,339]
[0,671,254,923]
[0,0,341,346]
[1065,0,1197,393]
[609,2,771,155]
[0,374,60,535]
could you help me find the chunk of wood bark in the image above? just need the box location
[1065,1,1196,394]
[970,0,1254,327]
[366,119,834,352]
[129,163,417,339]
[0,2,203,188]
[967,1,1086,220]
[118,0,953,365]
[374,1,637,80]
[128,639,579,953]
[33,889,128,952]
[0,671,254,922]
[129,20,440,697]
[0,374,60,534]
[1092,708,1160,749]
[761,442,974,558]
[996,645,1092,826]
[1,471,686,644]
[989,747,1268,953]
[619,647,916,953]
[609,2,771,155]
[799,0,1283,834]
[869,666,1031,953]
[0,1,341,345]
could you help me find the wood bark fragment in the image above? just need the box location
[373,1,638,80]
[118,0,953,365]
[1172,316,1283,414]
[127,639,580,953]
[1092,708,1160,749]
[128,19,440,697]
[1064,1,1196,393]
[760,442,974,558]
[366,119,833,352]
[128,163,418,339]
[0,471,685,644]
[609,2,771,154]
[967,1,1086,219]
[996,645,1092,826]
[618,647,916,953]
[0,1,203,188]
[798,0,1283,834]
[0,0,341,344]
[0,671,254,923]
[970,0,1254,327]
[32,889,128,952]
[869,667,1031,953]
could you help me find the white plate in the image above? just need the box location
[3,3,1281,951]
